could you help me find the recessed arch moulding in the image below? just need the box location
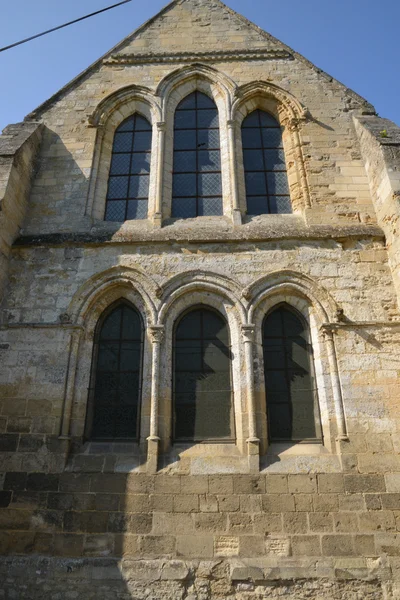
[62,264,346,463]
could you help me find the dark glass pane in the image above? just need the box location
[264,347,286,371]
[268,404,292,439]
[260,111,279,127]
[263,306,321,442]
[245,172,267,195]
[196,93,216,109]
[178,93,196,110]
[283,310,307,337]
[117,118,135,132]
[131,153,151,174]
[198,197,223,216]
[105,200,126,221]
[135,116,151,131]
[174,151,196,172]
[243,111,261,128]
[175,110,196,129]
[176,310,201,339]
[133,132,152,152]
[101,308,122,340]
[202,311,227,340]
[197,109,219,128]
[175,342,202,371]
[107,177,129,199]
[262,128,283,148]
[126,200,148,220]
[91,303,143,440]
[95,372,119,403]
[113,132,133,152]
[120,342,141,371]
[267,172,289,195]
[174,130,197,150]
[198,150,220,172]
[174,309,233,441]
[122,307,142,340]
[269,196,292,214]
[242,128,262,149]
[172,198,197,219]
[246,197,269,216]
[97,343,119,371]
[203,344,230,372]
[173,173,196,197]
[243,149,264,172]
[263,310,283,336]
[197,128,220,149]
[198,173,222,196]
[129,175,149,199]
[110,154,131,175]
[264,149,286,171]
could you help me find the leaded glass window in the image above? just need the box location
[242,110,291,216]
[172,92,223,219]
[173,307,234,441]
[105,114,152,221]
[263,305,322,442]
[87,303,143,440]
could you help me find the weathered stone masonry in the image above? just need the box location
[1,0,400,597]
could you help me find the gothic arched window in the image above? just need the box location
[86,302,143,440]
[173,307,234,441]
[172,92,223,219]
[263,305,322,442]
[241,110,291,216]
[105,114,152,222]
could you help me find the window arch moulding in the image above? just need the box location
[86,86,162,223]
[248,277,346,459]
[158,65,237,222]
[232,82,311,217]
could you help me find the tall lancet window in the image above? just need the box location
[241,110,291,216]
[172,91,223,219]
[86,302,143,440]
[105,114,152,221]
[173,307,234,441]
[263,305,322,442]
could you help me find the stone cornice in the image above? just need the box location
[103,48,293,66]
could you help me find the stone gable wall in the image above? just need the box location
[1,1,400,597]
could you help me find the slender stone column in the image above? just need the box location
[242,324,260,472]
[60,329,82,438]
[153,121,166,228]
[147,325,164,473]
[322,328,349,441]
[227,120,242,226]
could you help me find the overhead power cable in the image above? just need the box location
[0,0,133,54]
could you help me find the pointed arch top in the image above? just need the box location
[232,81,309,127]
[88,85,162,128]
[67,265,160,325]
[156,63,237,118]
[246,269,340,323]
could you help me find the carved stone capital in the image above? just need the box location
[149,325,164,344]
[156,121,166,133]
[241,324,256,343]
[227,119,235,129]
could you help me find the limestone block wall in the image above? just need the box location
[0,122,43,304]
[354,116,400,305]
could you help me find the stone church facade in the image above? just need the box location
[1,0,400,597]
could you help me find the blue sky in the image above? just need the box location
[1,0,399,132]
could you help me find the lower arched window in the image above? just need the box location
[263,305,322,442]
[86,302,143,440]
[173,307,234,442]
